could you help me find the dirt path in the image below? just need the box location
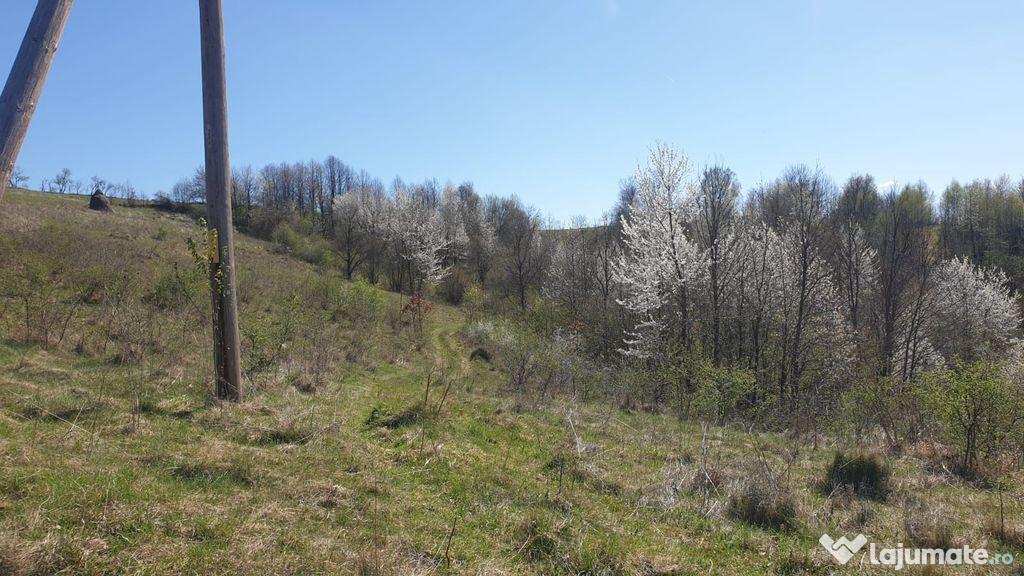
[428,308,471,378]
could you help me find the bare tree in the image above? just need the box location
[773,166,837,410]
[833,175,880,328]
[232,165,259,220]
[874,183,934,381]
[545,216,594,321]
[695,165,740,365]
[497,199,547,310]
[52,167,73,194]
[8,165,29,189]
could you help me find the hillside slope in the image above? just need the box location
[0,190,1020,575]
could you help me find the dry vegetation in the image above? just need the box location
[0,190,1022,574]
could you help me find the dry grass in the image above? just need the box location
[903,498,957,549]
[727,477,799,531]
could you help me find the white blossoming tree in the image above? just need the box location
[928,256,1021,363]
[614,144,704,358]
[387,187,452,291]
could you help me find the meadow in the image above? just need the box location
[0,189,1021,575]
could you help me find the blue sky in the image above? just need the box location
[2,0,1022,222]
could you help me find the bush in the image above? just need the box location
[823,451,889,500]
[438,267,469,305]
[691,362,757,424]
[240,312,282,377]
[462,283,485,322]
[727,478,798,530]
[920,361,1021,476]
[400,293,433,333]
[469,347,491,362]
[152,194,187,213]
[364,404,424,429]
[146,265,203,311]
[342,278,385,326]
[838,375,924,448]
[500,328,541,398]
[270,221,332,265]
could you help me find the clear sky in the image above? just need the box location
[2,0,1022,222]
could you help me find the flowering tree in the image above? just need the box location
[614,144,704,358]
[332,182,390,283]
[387,187,453,290]
[928,256,1021,363]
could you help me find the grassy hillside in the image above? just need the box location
[0,190,1021,575]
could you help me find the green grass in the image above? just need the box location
[0,189,1021,574]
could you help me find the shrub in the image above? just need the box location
[401,293,433,332]
[462,283,484,322]
[727,478,798,530]
[343,278,385,326]
[152,194,185,213]
[364,404,424,429]
[823,451,889,500]
[690,463,727,496]
[469,347,491,362]
[691,362,757,424]
[438,267,469,305]
[839,376,925,448]
[271,221,300,251]
[480,324,540,397]
[146,264,203,311]
[270,221,332,265]
[0,226,86,347]
[465,319,499,343]
[241,312,281,376]
[920,361,1021,476]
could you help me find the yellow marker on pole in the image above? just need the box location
[207,228,219,263]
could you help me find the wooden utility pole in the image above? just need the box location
[199,0,242,401]
[0,0,74,202]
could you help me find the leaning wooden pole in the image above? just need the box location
[0,0,74,202]
[199,0,242,401]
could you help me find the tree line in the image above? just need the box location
[164,146,1024,473]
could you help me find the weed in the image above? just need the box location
[168,463,254,489]
[823,451,889,500]
[364,404,424,429]
[727,478,798,531]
